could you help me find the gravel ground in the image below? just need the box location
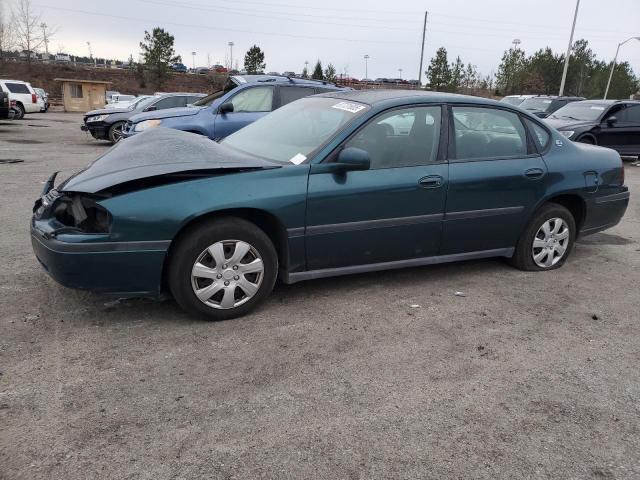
[1,113,639,480]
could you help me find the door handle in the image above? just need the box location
[524,168,545,180]
[418,175,444,189]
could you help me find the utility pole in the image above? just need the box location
[604,36,640,99]
[87,41,94,65]
[40,23,50,57]
[559,0,581,96]
[228,42,234,70]
[418,11,428,87]
[364,54,369,80]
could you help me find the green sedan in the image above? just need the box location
[31,90,630,320]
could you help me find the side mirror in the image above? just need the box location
[219,102,234,114]
[335,147,370,171]
[606,116,617,126]
[144,105,157,112]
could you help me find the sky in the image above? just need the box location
[7,0,640,80]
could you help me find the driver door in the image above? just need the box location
[305,106,448,271]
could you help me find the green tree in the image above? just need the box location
[567,39,595,96]
[324,63,337,82]
[449,56,464,92]
[462,63,478,91]
[525,47,564,94]
[312,60,323,80]
[426,47,451,91]
[495,47,526,95]
[244,44,265,74]
[139,27,180,89]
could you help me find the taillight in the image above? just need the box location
[32,93,37,103]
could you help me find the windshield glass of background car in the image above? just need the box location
[550,103,605,121]
[520,98,554,111]
[501,97,525,106]
[134,96,159,110]
[222,97,370,163]
[128,96,150,110]
[193,80,238,106]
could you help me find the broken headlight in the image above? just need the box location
[37,193,112,234]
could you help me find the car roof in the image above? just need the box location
[573,99,640,106]
[315,89,505,107]
[231,75,344,89]
[155,92,206,98]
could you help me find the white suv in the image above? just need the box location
[0,79,39,119]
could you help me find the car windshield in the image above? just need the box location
[192,79,239,106]
[520,97,554,111]
[549,103,606,121]
[222,97,370,163]
[500,97,525,106]
[132,96,159,110]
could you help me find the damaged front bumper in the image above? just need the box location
[81,122,109,140]
[31,181,169,296]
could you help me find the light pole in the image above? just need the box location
[398,68,403,80]
[304,60,309,77]
[191,51,196,70]
[228,42,234,70]
[559,0,581,96]
[40,23,49,57]
[364,54,369,80]
[604,36,640,99]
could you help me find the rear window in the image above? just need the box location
[279,86,315,107]
[6,83,30,94]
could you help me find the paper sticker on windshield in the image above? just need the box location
[289,153,307,165]
[332,102,366,114]
[590,106,605,110]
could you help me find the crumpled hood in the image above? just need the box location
[544,117,595,130]
[85,107,131,117]
[129,106,203,124]
[60,128,282,194]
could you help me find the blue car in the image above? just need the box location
[170,63,188,73]
[122,75,348,140]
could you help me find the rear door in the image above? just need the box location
[442,105,548,255]
[305,105,448,270]
[213,85,275,139]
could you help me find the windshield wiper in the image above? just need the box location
[559,115,581,121]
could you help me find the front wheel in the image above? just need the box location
[108,121,125,143]
[510,203,576,271]
[168,217,278,320]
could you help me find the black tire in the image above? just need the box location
[108,121,125,143]
[577,136,595,145]
[14,103,25,120]
[510,203,576,271]
[168,217,278,320]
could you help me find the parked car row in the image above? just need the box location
[37,88,630,321]
[0,79,49,119]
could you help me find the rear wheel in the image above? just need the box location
[14,103,25,120]
[168,217,278,320]
[108,121,125,143]
[510,203,576,271]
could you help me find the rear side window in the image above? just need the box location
[279,86,314,107]
[524,118,550,151]
[617,105,640,123]
[452,106,527,160]
[6,83,30,94]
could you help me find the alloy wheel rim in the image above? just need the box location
[532,217,570,268]
[190,240,264,309]
[112,124,123,142]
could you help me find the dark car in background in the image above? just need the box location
[122,75,348,140]
[519,95,585,118]
[0,90,15,119]
[545,99,640,156]
[170,63,188,73]
[81,92,206,143]
[32,90,628,320]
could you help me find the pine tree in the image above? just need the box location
[426,47,451,91]
[244,45,265,74]
[139,27,180,88]
[312,60,323,80]
[324,63,337,82]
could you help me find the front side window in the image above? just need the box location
[452,106,526,159]
[616,105,640,123]
[229,86,274,112]
[70,84,83,98]
[345,106,441,169]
